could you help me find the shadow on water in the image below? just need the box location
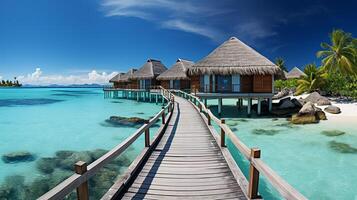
[0,98,64,107]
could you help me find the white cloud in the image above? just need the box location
[162,20,223,41]
[17,68,118,86]
[0,75,2,80]
[101,0,228,41]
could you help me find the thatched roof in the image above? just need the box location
[131,59,167,80]
[109,69,137,83]
[109,73,125,83]
[286,67,306,79]
[157,59,193,80]
[189,37,281,76]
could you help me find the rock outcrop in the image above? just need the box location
[291,102,327,124]
[304,92,331,105]
[324,105,341,114]
[273,88,289,100]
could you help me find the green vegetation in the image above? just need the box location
[275,29,357,98]
[275,79,298,91]
[275,57,287,71]
[0,77,22,87]
[295,64,327,95]
[317,29,357,75]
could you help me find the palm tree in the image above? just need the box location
[317,29,357,74]
[295,64,327,95]
[275,57,287,72]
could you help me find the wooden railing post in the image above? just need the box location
[220,119,226,147]
[207,113,211,125]
[161,106,166,124]
[199,103,202,112]
[74,161,89,200]
[248,148,261,199]
[145,120,150,147]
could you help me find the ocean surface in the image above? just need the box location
[1,88,357,199]
[0,88,162,199]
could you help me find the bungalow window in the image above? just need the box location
[217,75,231,93]
[232,75,240,92]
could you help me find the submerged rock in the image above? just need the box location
[36,157,59,174]
[252,129,281,136]
[0,175,26,199]
[226,121,239,127]
[0,98,64,107]
[111,101,123,104]
[329,141,357,153]
[324,105,341,114]
[321,130,346,137]
[291,114,318,124]
[2,151,35,163]
[102,116,147,128]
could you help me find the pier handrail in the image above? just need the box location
[174,90,307,200]
[39,87,175,200]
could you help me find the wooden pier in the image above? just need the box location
[39,87,307,200]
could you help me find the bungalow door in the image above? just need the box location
[232,75,240,92]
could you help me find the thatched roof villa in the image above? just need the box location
[286,67,306,79]
[157,59,193,90]
[188,36,282,115]
[131,59,167,89]
[110,69,137,89]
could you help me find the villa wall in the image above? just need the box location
[240,75,253,93]
[190,75,200,92]
[253,75,272,93]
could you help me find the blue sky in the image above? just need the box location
[0,0,356,85]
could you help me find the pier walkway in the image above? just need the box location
[39,88,307,200]
[117,96,247,199]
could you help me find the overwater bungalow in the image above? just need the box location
[131,59,167,90]
[188,37,282,115]
[286,67,306,79]
[156,59,193,90]
[109,69,137,89]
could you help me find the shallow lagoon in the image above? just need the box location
[207,99,357,200]
[0,88,162,198]
[1,90,357,199]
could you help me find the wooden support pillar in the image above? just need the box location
[218,98,222,116]
[220,119,226,147]
[247,98,252,116]
[257,98,262,115]
[204,99,208,108]
[161,106,166,124]
[137,92,139,101]
[268,97,272,112]
[74,161,89,200]
[248,148,261,199]
[156,94,158,104]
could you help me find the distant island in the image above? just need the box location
[0,78,22,87]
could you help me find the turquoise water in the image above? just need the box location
[207,99,357,200]
[0,88,162,198]
[2,90,357,199]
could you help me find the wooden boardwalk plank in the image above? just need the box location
[112,96,247,200]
